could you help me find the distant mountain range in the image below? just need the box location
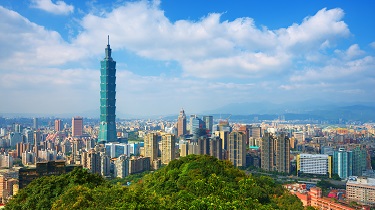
[202,101,375,123]
[2,101,374,123]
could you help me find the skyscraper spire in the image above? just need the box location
[99,37,117,143]
[105,35,112,59]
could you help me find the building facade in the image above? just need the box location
[177,109,187,137]
[261,132,290,173]
[99,36,117,143]
[228,131,246,167]
[297,154,332,177]
[144,133,158,161]
[72,117,83,137]
[346,176,375,206]
[161,134,176,165]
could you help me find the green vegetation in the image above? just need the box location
[127,131,142,141]
[6,155,304,210]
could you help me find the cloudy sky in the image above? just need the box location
[0,0,374,117]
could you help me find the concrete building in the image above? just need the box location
[161,134,176,165]
[144,133,158,161]
[177,109,187,137]
[228,131,246,167]
[54,119,62,132]
[297,154,332,177]
[72,117,83,137]
[209,136,222,160]
[114,154,129,178]
[261,132,290,173]
[346,176,375,206]
[129,156,150,175]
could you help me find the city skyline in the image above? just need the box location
[0,0,374,117]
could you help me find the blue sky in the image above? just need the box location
[0,0,374,117]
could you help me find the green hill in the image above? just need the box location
[6,155,304,210]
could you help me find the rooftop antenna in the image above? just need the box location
[107,35,109,45]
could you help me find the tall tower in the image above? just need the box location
[99,36,117,143]
[177,109,186,137]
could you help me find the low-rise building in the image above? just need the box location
[346,176,375,206]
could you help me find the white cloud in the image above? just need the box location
[0,2,374,115]
[72,4,350,79]
[31,0,74,15]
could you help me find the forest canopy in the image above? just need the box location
[6,155,304,210]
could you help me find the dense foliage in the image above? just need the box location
[6,155,304,209]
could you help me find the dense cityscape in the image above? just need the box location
[1,0,375,209]
[0,39,374,208]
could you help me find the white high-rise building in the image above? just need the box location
[114,155,129,178]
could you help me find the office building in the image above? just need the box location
[33,117,38,130]
[190,115,205,136]
[297,154,332,177]
[72,117,83,137]
[228,131,247,167]
[177,109,187,137]
[99,36,117,143]
[161,134,176,165]
[54,119,62,132]
[333,147,367,179]
[203,116,213,134]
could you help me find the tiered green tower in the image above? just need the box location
[99,36,117,143]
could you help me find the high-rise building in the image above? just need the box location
[144,133,158,161]
[33,117,38,130]
[203,116,213,134]
[161,134,176,165]
[114,155,129,178]
[99,36,117,143]
[261,132,274,172]
[275,132,290,174]
[209,136,222,160]
[250,126,262,138]
[54,119,62,132]
[228,131,247,167]
[214,130,229,150]
[261,132,290,173]
[333,147,367,179]
[190,115,205,136]
[72,117,83,137]
[177,109,187,137]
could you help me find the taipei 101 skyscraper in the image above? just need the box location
[99,36,117,143]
